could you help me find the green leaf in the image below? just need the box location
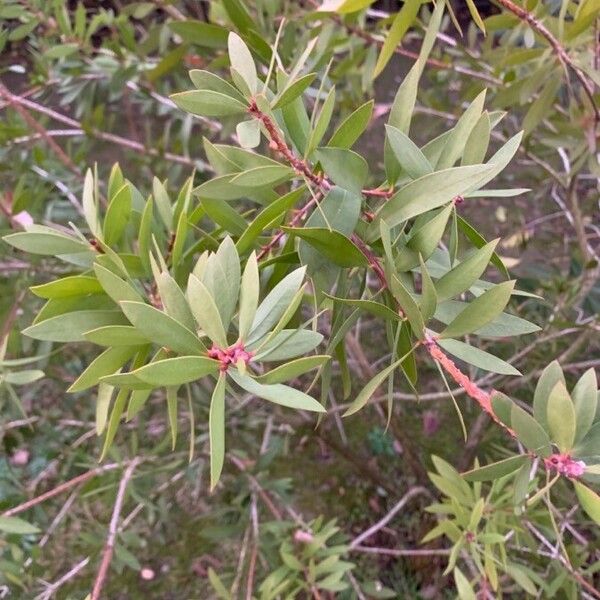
[103,183,131,245]
[318,0,375,13]
[385,125,433,179]
[2,369,44,385]
[23,310,127,342]
[511,403,551,456]
[390,275,425,338]
[0,516,39,535]
[188,69,245,102]
[238,252,259,342]
[31,275,103,299]
[368,165,492,239]
[373,0,422,78]
[131,356,219,386]
[229,370,325,412]
[462,455,528,481]
[94,263,143,304]
[465,0,486,32]
[284,227,368,268]
[434,300,540,338]
[440,281,515,339]
[187,275,228,347]
[307,86,336,154]
[248,267,306,344]
[328,100,373,149]
[547,381,576,452]
[435,240,499,301]
[273,73,317,109]
[236,119,260,149]
[419,255,437,321]
[573,368,597,442]
[83,325,150,347]
[210,373,226,490]
[4,228,90,256]
[324,295,401,322]
[315,147,368,195]
[254,329,323,361]
[96,383,113,434]
[256,355,330,384]
[574,481,600,525]
[236,187,304,254]
[169,21,228,48]
[82,168,100,237]
[462,111,491,165]
[228,32,257,94]
[230,165,293,188]
[68,346,138,393]
[437,338,521,376]
[533,361,565,434]
[344,355,408,416]
[153,267,196,333]
[437,90,486,170]
[170,90,247,117]
[454,568,476,600]
[120,301,206,355]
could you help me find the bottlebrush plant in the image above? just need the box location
[1,0,599,597]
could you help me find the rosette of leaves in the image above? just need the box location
[460,362,600,523]
[3,171,328,490]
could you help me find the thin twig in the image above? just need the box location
[349,486,429,549]
[91,458,141,600]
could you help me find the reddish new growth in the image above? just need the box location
[208,341,253,372]
[545,454,586,478]
[425,336,513,435]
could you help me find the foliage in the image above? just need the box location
[0,0,598,598]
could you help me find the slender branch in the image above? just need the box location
[34,556,90,600]
[349,486,430,549]
[351,545,450,557]
[0,82,82,177]
[91,458,140,600]
[495,0,599,122]
[2,463,124,517]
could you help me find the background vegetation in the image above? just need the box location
[0,0,598,598]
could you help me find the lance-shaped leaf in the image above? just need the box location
[4,227,91,256]
[324,294,401,321]
[187,275,228,347]
[385,125,433,180]
[228,32,257,94]
[188,69,244,100]
[315,147,368,195]
[547,381,576,452]
[435,239,499,301]
[283,227,368,268]
[256,355,330,384]
[307,86,336,155]
[238,252,259,341]
[229,370,325,412]
[462,455,529,481]
[437,338,521,376]
[390,275,424,338]
[170,90,247,117]
[84,325,150,347]
[94,263,143,304]
[368,165,493,239]
[68,346,139,392]
[103,182,131,245]
[574,481,600,525]
[253,329,323,361]
[533,361,565,434]
[248,267,306,344]
[82,168,100,237]
[120,301,206,355]
[273,72,317,109]
[511,403,551,456]
[344,355,407,416]
[210,373,226,490]
[23,310,128,343]
[31,275,103,299]
[130,356,219,387]
[0,516,40,535]
[439,280,515,339]
[236,119,260,149]
[328,100,373,149]
[230,165,293,188]
[573,368,598,443]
